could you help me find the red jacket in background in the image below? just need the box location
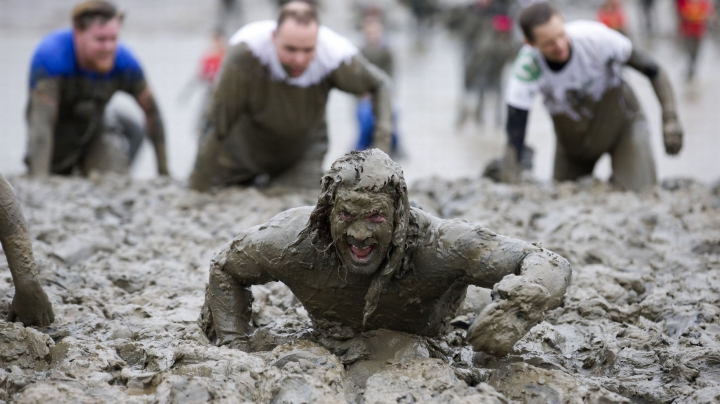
[678,0,713,38]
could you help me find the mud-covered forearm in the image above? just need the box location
[0,174,39,285]
[332,55,394,153]
[0,174,54,326]
[207,262,254,346]
[370,80,393,153]
[203,239,276,346]
[26,79,60,177]
[627,49,678,120]
[466,231,571,356]
[137,88,168,175]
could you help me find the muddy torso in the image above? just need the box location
[221,48,332,173]
[236,207,503,338]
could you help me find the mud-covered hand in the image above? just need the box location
[663,116,683,155]
[466,275,549,356]
[7,280,54,327]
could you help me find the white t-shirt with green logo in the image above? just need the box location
[505,20,632,121]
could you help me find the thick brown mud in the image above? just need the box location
[1,173,719,403]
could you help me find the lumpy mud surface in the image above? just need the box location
[1,174,719,403]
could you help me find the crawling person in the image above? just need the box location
[26,0,168,178]
[199,149,571,364]
[0,174,54,327]
[495,2,683,191]
[189,1,393,192]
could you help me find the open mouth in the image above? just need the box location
[349,244,374,261]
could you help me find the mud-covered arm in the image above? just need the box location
[330,55,393,153]
[456,225,571,356]
[26,78,60,178]
[626,49,683,155]
[204,233,277,348]
[0,174,54,326]
[133,84,169,175]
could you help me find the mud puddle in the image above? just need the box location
[1,174,719,403]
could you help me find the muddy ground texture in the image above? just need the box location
[1,174,720,403]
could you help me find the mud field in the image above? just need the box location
[0,174,718,403]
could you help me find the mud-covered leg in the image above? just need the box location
[553,142,596,182]
[610,116,657,192]
[468,249,571,356]
[201,249,254,349]
[0,174,54,327]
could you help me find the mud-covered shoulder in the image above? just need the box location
[223,42,265,74]
[412,209,545,285]
[228,206,314,268]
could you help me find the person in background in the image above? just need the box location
[677,0,714,81]
[179,29,227,134]
[26,0,168,178]
[188,1,393,192]
[447,0,519,130]
[597,0,629,37]
[355,9,401,157]
[496,2,683,192]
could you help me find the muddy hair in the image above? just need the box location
[519,2,560,42]
[292,149,413,328]
[277,1,319,28]
[72,0,123,31]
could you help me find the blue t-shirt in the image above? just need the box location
[29,28,144,89]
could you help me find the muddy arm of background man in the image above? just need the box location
[458,225,571,356]
[331,55,393,153]
[134,85,169,175]
[0,174,54,326]
[188,47,249,191]
[626,49,683,155]
[202,234,276,349]
[26,78,60,178]
[497,105,529,183]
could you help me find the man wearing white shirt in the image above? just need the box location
[189,0,392,191]
[499,2,683,191]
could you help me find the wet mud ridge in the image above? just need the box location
[1,174,719,403]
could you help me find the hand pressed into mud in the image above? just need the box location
[8,281,55,327]
[467,276,550,357]
[663,118,683,155]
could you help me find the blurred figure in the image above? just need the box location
[25,0,168,178]
[1,173,54,327]
[597,0,629,36]
[495,3,683,191]
[218,0,243,36]
[677,0,714,81]
[641,0,657,34]
[447,0,519,130]
[179,30,227,133]
[355,10,401,156]
[189,1,393,192]
[399,0,438,51]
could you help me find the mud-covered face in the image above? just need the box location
[330,189,395,275]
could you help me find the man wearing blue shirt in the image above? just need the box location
[26,1,168,177]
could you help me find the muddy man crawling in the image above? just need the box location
[200,149,571,360]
